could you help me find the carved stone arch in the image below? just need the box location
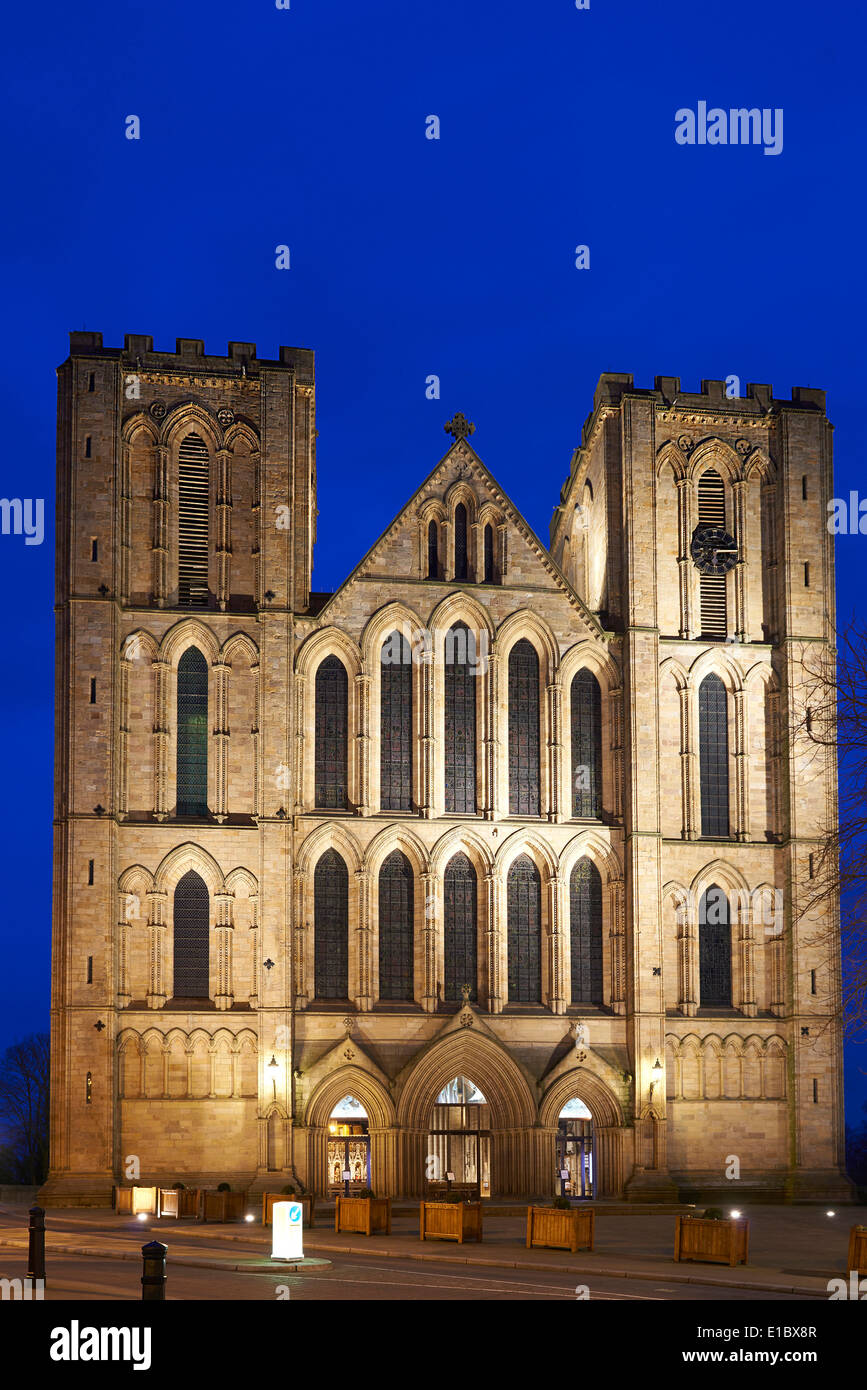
[656,439,689,481]
[364,824,430,879]
[221,631,259,666]
[494,827,559,880]
[223,420,260,453]
[141,1026,168,1052]
[417,497,446,525]
[688,647,744,695]
[495,609,559,676]
[396,1031,536,1129]
[427,591,495,644]
[295,626,362,680]
[361,600,425,670]
[296,821,363,876]
[443,478,479,523]
[690,859,751,907]
[688,437,743,484]
[120,628,159,665]
[233,1026,258,1053]
[224,866,258,897]
[304,1066,396,1129]
[429,826,494,879]
[559,830,621,885]
[477,501,504,529]
[159,617,221,667]
[154,841,224,895]
[659,655,690,693]
[121,412,161,447]
[743,446,775,482]
[161,401,223,454]
[538,1068,625,1129]
[208,1025,237,1053]
[116,1027,143,1053]
[558,639,619,693]
[118,864,155,896]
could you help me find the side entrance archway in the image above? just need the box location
[426,1076,492,1199]
[326,1095,370,1195]
[556,1097,594,1199]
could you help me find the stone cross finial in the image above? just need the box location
[460,983,472,1004]
[445,413,475,441]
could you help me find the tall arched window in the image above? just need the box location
[381,633,412,811]
[571,669,602,818]
[315,657,348,809]
[483,524,495,583]
[509,640,540,816]
[378,850,414,1001]
[314,849,348,999]
[444,853,477,1003]
[570,858,603,1004]
[699,672,729,836]
[445,624,476,814]
[178,432,209,607]
[507,854,541,1003]
[177,647,208,816]
[173,869,209,998]
[697,469,727,637]
[427,520,439,580]
[699,884,732,1007]
[454,503,468,581]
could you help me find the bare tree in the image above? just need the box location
[0,1033,50,1184]
[796,619,867,1041]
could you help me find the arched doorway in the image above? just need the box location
[326,1095,370,1195]
[556,1097,594,1200]
[426,1075,492,1200]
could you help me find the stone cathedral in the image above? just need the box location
[42,331,853,1206]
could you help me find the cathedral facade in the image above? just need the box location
[42,331,852,1205]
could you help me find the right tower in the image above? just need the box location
[551,374,853,1200]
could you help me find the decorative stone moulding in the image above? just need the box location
[149,400,167,419]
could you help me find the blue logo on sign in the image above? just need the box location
[289,1204,301,1222]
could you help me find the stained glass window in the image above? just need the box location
[177,646,208,815]
[380,633,412,811]
[507,853,541,1003]
[445,624,476,814]
[444,852,477,1003]
[571,669,602,818]
[314,849,348,999]
[454,503,468,581]
[378,849,414,1001]
[315,656,348,809]
[570,857,603,1004]
[483,524,495,583]
[699,673,729,836]
[699,884,732,1007]
[509,640,540,816]
[427,520,438,579]
[173,869,209,998]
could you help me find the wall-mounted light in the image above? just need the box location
[649,1058,663,1100]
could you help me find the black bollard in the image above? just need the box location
[141,1240,167,1301]
[26,1205,46,1289]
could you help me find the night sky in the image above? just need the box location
[2,0,865,1122]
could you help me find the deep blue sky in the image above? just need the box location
[2,0,866,1125]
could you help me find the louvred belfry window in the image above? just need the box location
[570,858,603,1004]
[315,656,348,809]
[380,633,412,811]
[176,646,208,816]
[699,884,732,1007]
[444,853,477,1003]
[173,870,209,998]
[445,624,476,814]
[507,854,541,1003]
[178,433,210,607]
[508,640,540,816]
[571,668,602,818]
[314,849,348,999]
[378,850,414,1001]
[454,503,468,581]
[698,469,727,637]
[699,672,729,836]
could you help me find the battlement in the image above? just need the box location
[64,331,315,383]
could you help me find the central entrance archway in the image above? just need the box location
[556,1096,594,1199]
[326,1094,370,1195]
[426,1075,492,1200]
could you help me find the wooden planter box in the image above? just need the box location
[157,1188,198,1219]
[334,1196,391,1236]
[526,1205,595,1253]
[114,1186,157,1216]
[262,1193,315,1228]
[674,1214,749,1267]
[198,1190,248,1223]
[848,1225,867,1276]
[420,1201,483,1244]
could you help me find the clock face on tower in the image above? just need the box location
[690,525,739,575]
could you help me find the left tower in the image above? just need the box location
[43,331,315,1204]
